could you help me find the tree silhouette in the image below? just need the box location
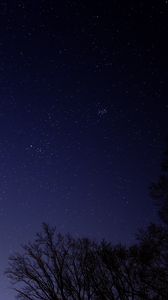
[6,223,99,300]
[6,224,136,300]
[150,143,168,225]
[6,144,168,300]
[6,224,168,300]
[132,143,168,299]
[130,224,168,299]
[8,223,168,300]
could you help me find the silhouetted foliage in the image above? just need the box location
[6,224,135,300]
[6,145,168,299]
[132,224,168,299]
[6,223,98,300]
[150,143,168,225]
[6,223,168,300]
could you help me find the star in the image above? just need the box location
[98,108,108,117]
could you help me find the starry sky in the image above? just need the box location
[0,1,168,299]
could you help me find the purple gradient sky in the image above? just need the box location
[0,1,168,299]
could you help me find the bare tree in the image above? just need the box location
[6,224,142,300]
[6,222,168,300]
[6,223,97,300]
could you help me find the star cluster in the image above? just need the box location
[0,1,168,299]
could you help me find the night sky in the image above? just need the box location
[0,1,168,299]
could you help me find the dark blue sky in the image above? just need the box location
[0,1,168,299]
